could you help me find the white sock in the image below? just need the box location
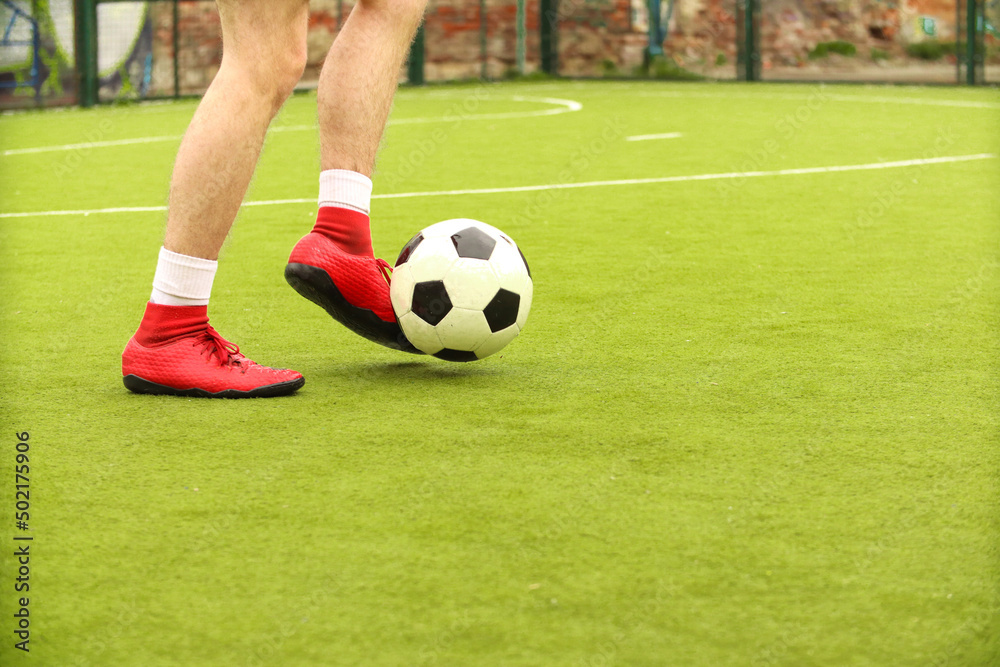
[319,169,372,215]
[150,247,218,306]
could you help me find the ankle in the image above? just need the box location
[134,302,209,347]
[319,169,372,213]
[312,206,374,257]
[150,246,218,306]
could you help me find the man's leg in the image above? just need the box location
[285,0,427,353]
[164,0,308,259]
[317,0,426,175]
[122,0,309,398]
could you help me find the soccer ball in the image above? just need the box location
[390,219,532,361]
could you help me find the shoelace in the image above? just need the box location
[375,258,393,284]
[195,327,245,370]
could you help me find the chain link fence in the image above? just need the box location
[0,0,994,109]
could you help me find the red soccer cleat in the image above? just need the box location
[122,303,304,398]
[285,207,419,353]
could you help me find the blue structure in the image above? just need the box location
[0,0,42,103]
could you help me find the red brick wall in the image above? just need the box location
[147,0,979,93]
[150,2,222,95]
[149,0,645,94]
[663,0,968,71]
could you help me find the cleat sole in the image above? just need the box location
[285,262,420,354]
[123,374,304,399]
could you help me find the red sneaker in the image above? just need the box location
[122,303,304,398]
[285,208,419,353]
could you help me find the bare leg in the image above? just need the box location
[317,0,427,175]
[124,1,316,398]
[163,0,309,260]
[283,0,428,353]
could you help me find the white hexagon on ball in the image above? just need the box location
[435,307,492,351]
[397,311,443,354]
[474,325,521,359]
[405,237,459,283]
[443,258,499,310]
[389,263,415,317]
[489,238,530,295]
[516,282,533,331]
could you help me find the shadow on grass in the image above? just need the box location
[316,360,505,382]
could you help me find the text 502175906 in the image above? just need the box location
[13,431,32,653]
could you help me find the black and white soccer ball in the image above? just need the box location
[390,219,532,361]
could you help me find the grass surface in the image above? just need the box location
[1,81,999,666]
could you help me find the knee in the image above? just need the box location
[358,0,428,26]
[217,1,309,114]
[241,44,307,115]
[269,45,308,108]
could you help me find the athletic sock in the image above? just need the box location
[314,169,373,256]
[133,302,209,347]
[150,246,218,306]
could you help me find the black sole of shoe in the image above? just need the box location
[123,374,305,398]
[285,262,421,354]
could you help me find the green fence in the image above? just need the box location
[76,0,218,106]
[0,0,994,110]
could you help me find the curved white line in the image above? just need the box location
[387,96,583,124]
[1,96,583,156]
[1,153,992,219]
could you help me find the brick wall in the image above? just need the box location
[148,0,645,94]
[147,0,982,94]
[149,1,221,95]
[664,0,969,71]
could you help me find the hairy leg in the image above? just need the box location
[281,0,428,352]
[163,0,309,260]
[318,0,428,175]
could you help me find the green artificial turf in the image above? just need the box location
[1,81,998,665]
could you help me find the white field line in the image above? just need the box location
[397,84,590,99]
[385,96,582,124]
[0,96,582,156]
[1,123,322,154]
[626,132,684,141]
[636,90,1000,109]
[3,135,185,155]
[1,153,993,220]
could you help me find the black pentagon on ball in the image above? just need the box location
[395,232,424,267]
[412,280,452,325]
[517,246,531,279]
[450,226,496,260]
[483,288,520,333]
[434,348,479,363]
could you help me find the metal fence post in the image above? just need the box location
[957,0,985,85]
[479,0,487,79]
[736,0,760,81]
[172,0,180,98]
[78,0,98,107]
[540,0,558,75]
[966,0,975,84]
[408,23,425,85]
[647,0,664,64]
[516,0,525,74]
